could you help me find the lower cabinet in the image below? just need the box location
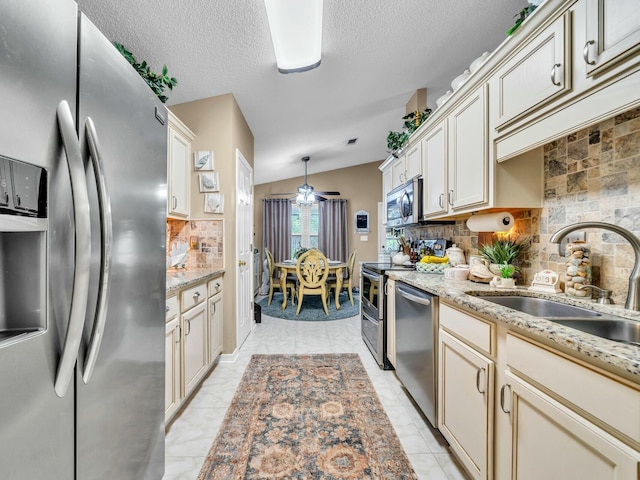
[208,291,223,363]
[437,301,640,479]
[182,302,208,394]
[504,371,640,479]
[438,329,494,480]
[165,315,181,420]
[165,274,224,423]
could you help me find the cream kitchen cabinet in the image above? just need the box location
[498,333,640,479]
[181,296,208,395]
[503,371,640,480]
[583,0,640,78]
[165,295,181,420]
[421,119,448,217]
[385,278,396,367]
[166,274,224,423]
[491,13,571,132]
[419,85,490,219]
[390,145,421,190]
[208,277,223,363]
[167,111,194,219]
[390,154,407,189]
[493,0,640,162]
[404,143,422,181]
[439,303,495,480]
[446,84,489,212]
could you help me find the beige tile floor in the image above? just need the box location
[164,305,469,479]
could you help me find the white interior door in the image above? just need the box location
[236,149,253,348]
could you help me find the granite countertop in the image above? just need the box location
[388,271,640,381]
[166,268,225,294]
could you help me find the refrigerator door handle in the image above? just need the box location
[82,117,113,384]
[54,100,92,398]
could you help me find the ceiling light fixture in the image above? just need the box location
[264,0,323,74]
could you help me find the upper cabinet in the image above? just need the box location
[448,85,489,211]
[422,119,448,217]
[167,112,195,219]
[491,13,571,132]
[583,0,640,77]
[492,0,640,161]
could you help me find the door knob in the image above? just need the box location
[239,260,246,266]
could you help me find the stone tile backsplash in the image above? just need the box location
[407,106,640,306]
[167,219,224,270]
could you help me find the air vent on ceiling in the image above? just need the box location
[347,138,358,145]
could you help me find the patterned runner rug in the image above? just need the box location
[197,353,417,479]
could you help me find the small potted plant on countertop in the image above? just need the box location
[478,237,525,276]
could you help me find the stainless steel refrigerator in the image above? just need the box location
[0,0,167,478]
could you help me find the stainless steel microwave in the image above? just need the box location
[386,177,423,227]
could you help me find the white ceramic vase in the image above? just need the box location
[451,70,471,91]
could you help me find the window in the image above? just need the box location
[291,203,318,253]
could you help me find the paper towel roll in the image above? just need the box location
[466,212,515,232]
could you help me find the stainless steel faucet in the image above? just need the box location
[549,222,640,311]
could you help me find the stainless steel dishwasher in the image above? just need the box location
[394,281,438,427]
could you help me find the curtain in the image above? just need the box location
[262,199,292,263]
[318,199,348,262]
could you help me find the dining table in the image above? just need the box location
[275,260,348,311]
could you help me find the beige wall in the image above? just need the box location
[170,93,254,354]
[254,161,384,280]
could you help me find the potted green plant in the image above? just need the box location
[114,42,177,103]
[479,238,525,276]
[387,108,432,155]
[498,263,517,278]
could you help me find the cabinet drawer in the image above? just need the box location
[166,295,179,321]
[181,282,206,311]
[507,333,640,444]
[440,303,494,355]
[208,277,223,297]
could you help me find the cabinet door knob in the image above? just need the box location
[165,305,170,313]
[438,193,444,209]
[172,195,177,209]
[583,40,596,65]
[550,63,562,86]
[185,319,191,336]
[448,189,454,207]
[193,291,201,299]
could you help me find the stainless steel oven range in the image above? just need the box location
[360,262,414,369]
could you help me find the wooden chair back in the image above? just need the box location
[296,250,329,288]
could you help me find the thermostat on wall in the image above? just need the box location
[355,210,369,233]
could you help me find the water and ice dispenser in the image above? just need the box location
[0,156,47,344]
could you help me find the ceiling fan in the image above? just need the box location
[270,156,340,202]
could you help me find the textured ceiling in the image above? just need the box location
[77,0,529,185]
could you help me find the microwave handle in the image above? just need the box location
[400,190,410,222]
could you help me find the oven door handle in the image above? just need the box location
[362,310,379,325]
[397,286,431,306]
[361,271,380,282]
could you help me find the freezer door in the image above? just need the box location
[0,0,78,478]
[75,15,167,480]
[0,0,77,479]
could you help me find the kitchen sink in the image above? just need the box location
[477,295,640,346]
[552,318,640,346]
[478,295,603,318]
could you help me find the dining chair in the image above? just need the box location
[265,248,296,306]
[295,249,330,315]
[328,249,357,306]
